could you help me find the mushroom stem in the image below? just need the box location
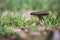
[38,16,44,26]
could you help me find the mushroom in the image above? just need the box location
[31,11,49,33]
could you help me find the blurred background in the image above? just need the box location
[0,0,60,40]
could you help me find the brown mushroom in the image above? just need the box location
[31,11,49,33]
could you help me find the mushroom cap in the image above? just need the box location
[31,11,48,16]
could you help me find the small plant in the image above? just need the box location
[43,11,58,27]
[0,26,13,37]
